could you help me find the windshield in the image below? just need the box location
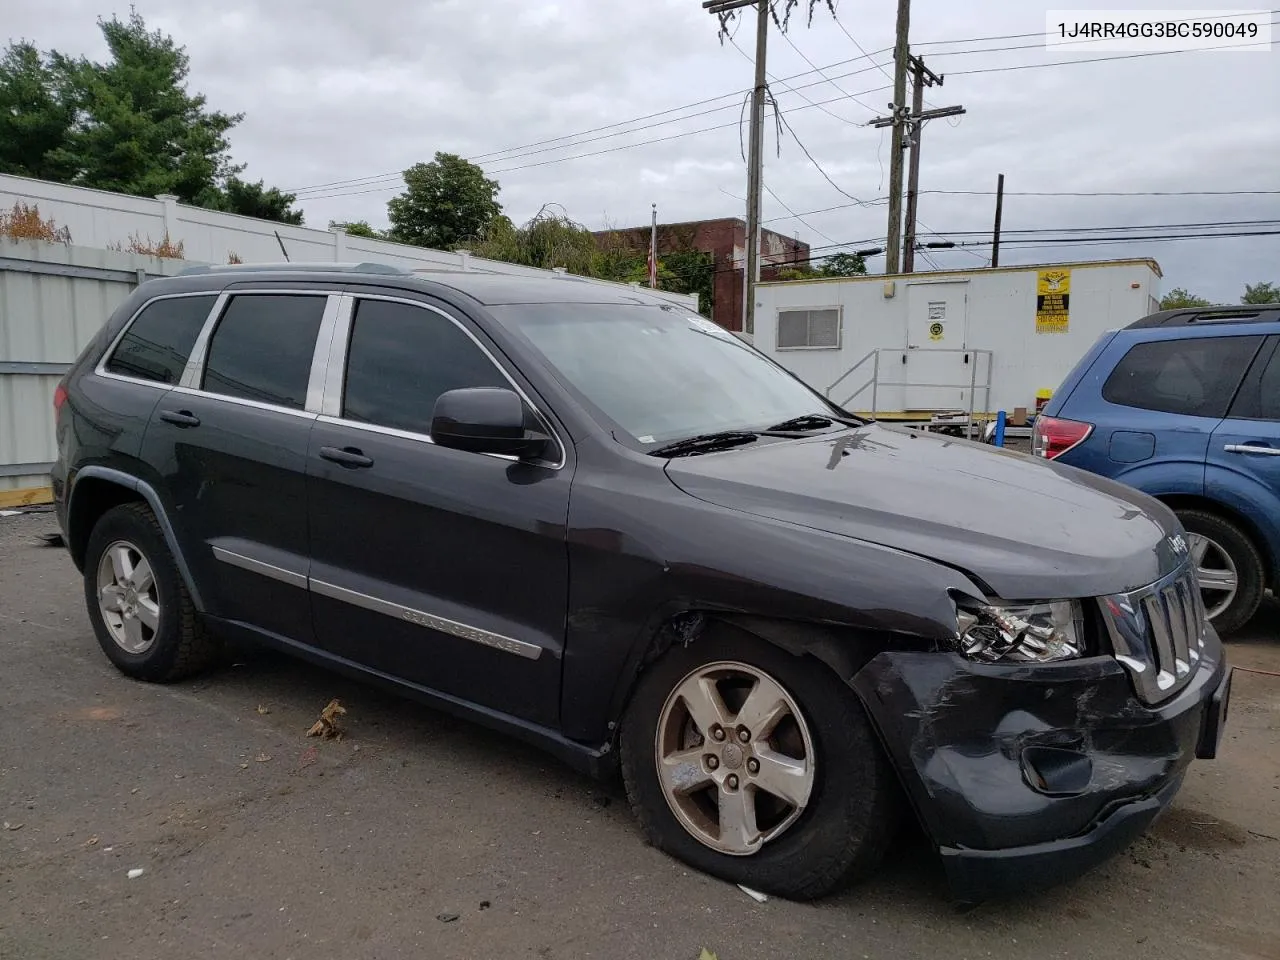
[490,302,846,446]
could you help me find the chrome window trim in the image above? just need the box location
[170,385,319,421]
[319,293,567,470]
[310,577,543,661]
[212,546,308,590]
[179,288,336,413]
[318,294,354,418]
[177,292,231,388]
[306,295,346,415]
[94,291,225,390]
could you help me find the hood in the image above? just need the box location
[664,423,1184,600]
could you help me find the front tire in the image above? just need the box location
[619,625,897,900]
[1175,509,1264,635]
[83,502,219,681]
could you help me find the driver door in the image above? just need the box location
[305,292,572,727]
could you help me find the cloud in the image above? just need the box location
[4,0,1278,300]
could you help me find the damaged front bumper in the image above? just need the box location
[852,624,1230,901]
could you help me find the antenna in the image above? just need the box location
[274,230,291,262]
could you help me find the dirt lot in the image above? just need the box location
[1,507,1277,960]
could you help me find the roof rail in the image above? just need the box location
[1127,306,1280,329]
[177,261,410,277]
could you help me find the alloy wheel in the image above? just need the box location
[1188,532,1239,621]
[96,540,160,654]
[654,661,816,856]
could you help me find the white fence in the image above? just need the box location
[0,173,696,308]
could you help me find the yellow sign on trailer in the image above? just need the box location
[1036,269,1071,333]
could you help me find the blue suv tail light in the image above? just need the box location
[1032,415,1093,460]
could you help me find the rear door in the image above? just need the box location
[1208,334,1280,559]
[140,289,337,641]
[304,291,571,727]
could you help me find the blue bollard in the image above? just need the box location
[993,410,1007,447]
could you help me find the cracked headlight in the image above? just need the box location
[954,600,1085,663]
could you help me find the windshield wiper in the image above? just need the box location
[649,431,760,458]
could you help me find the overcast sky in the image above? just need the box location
[5,0,1278,300]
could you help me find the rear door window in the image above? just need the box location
[201,295,327,410]
[105,295,217,384]
[1102,335,1264,418]
[1227,338,1280,421]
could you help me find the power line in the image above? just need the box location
[774,27,882,114]
[831,4,895,84]
[291,26,1278,200]
[729,35,868,125]
[764,182,840,244]
[288,45,899,196]
[771,97,872,207]
[760,189,1280,224]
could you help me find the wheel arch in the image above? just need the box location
[608,608,927,742]
[67,466,206,611]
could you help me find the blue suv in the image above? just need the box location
[1035,304,1280,634]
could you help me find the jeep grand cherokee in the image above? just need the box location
[51,263,1231,901]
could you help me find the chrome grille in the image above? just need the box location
[1099,564,1206,705]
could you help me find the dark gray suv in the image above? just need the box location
[51,263,1231,902]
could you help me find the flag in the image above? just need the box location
[648,203,658,289]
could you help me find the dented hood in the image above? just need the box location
[664,423,1183,600]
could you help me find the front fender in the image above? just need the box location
[557,449,986,743]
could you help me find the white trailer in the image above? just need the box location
[752,258,1162,423]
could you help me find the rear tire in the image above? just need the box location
[1175,509,1264,635]
[83,502,219,681]
[619,625,898,901]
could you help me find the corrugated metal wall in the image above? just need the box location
[0,240,187,493]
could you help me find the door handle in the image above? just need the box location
[159,409,200,428]
[319,445,374,468]
[1223,443,1280,456]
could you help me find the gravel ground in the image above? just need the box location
[1,507,1277,960]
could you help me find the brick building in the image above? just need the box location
[592,217,809,331]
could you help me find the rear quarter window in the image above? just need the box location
[104,295,217,384]
[1101,335,1264,418]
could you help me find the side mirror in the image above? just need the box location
[430,387,548,459]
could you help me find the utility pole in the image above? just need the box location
[991,173,1005,267]
[873,57,965,271]
[903,56,943,273]
[883,0,911,275]
[705,0,768,335]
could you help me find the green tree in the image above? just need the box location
[472,208,596,274]
[2,12,299,225]
[387,152,502,250]
[328,219,383,239]
[0,41,74,181]
[1160,287,1212,309]
[1242,281,1280,304]
[202,177,303,224]
[50,12,244,202]
[816,252,867,277]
